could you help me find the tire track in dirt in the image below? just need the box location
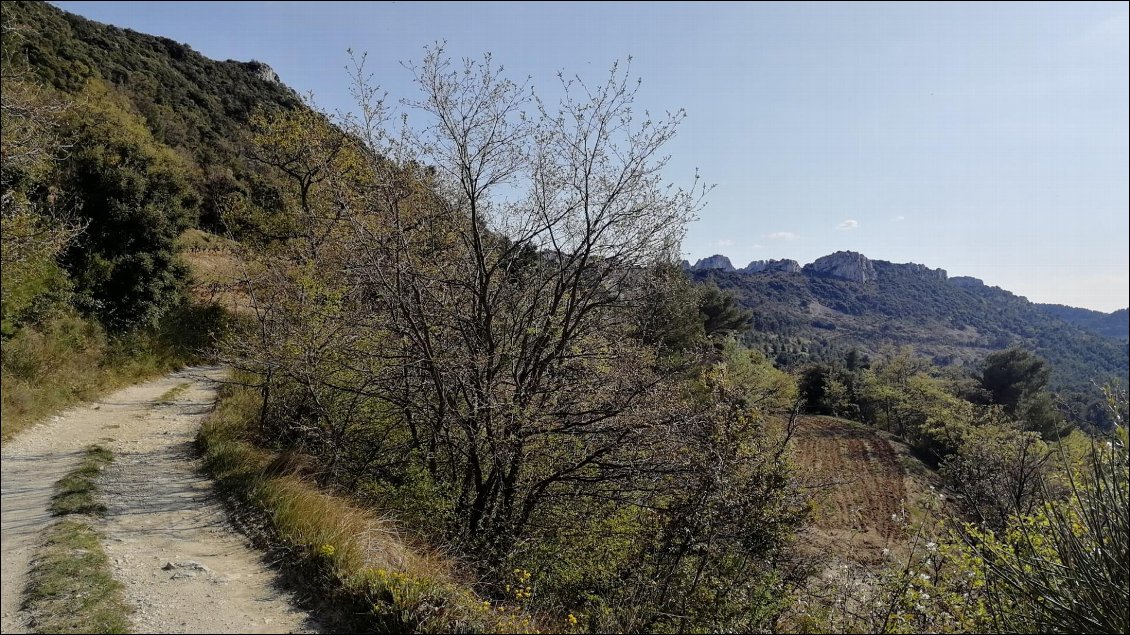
[1,367,320,634]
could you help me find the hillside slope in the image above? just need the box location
[1036,304,1129,341]
[2,0,302,228]
[792,416,917,564]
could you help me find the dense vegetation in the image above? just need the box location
[3,4,1126,633]
[694,265,1128,427]
[212,48,815,631]
[1037,304,1129,341]
[1,2,234,437]
[1,0,301,229]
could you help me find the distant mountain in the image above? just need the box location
[690,251,1128,400]
[686,255,802,274]
[1036,305,1128,341]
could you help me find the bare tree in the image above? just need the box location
[227,47,810,630]
[235,46,710,553]
[338,47,710,550]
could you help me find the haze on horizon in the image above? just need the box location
[53,1,1130,312]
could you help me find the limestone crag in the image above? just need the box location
[685,250,951,284]
[804,251,877,283]
[950,276,985,289]
[892,262,948,281]
[742,259,802,274]
[241,60,283,85]
[691,255,736,272]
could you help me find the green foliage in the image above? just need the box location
[979,348,1063,439]
[850,348,977,462]
[50,445,114,516]
[226,69,807,629]
[980,348,1050,413]
[0,206,73,335]
[0,69,79,335]
[969,393,1128,633]
[798,363,853,417]
[1037,304,1128,341]
[1,303,227,439]
[197,381,507,634]
[940,423,1050,531]
[56,80,194,330]
[808,387,1129,634]
[2,1,301,230]
[635,262,707,352]
[698,283,752,340]
[22,520,132,634]
[718,338,797,411]
[693,262,1128,422]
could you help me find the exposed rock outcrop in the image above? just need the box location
[742,259,802,274]
[691,255,736,272]
[894,262,947,281]
[241,60,283,85]
[950,276,985,289]
[804,251,876,283]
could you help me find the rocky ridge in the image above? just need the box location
[686,250,948,284]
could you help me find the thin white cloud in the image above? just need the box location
[1085,9,1130,46]
[838,219,859,231]
[765,231,797,241]
[892,215,905,222]
[751,243,764,249]
[716,239,734,248]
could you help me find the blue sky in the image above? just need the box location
[54,1,1129,311]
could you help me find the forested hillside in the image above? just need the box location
[1037,303,1129,341]
[2,0,301,228]
[692,261,1128,414]
[3,3,1126,634]
[1,0,301,433]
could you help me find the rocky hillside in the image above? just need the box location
[688,251,1128,400]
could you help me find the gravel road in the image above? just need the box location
[1,367,320,634]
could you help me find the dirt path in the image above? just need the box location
[1,367,319,634]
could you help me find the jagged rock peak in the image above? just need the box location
[742,259,801,274]
[679,259,692,270]
[804,251,876,283]
[691,255,736,272]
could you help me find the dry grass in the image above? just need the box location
[197,383,508,633]
[27,445,129,633]
[153,382,191,406]
[177,229,252,315]
[0,315,180,441]
[1,300,227,442]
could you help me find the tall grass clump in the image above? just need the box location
[197,380,517,633]
[23,520,132,634]
[50,444,114,516]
